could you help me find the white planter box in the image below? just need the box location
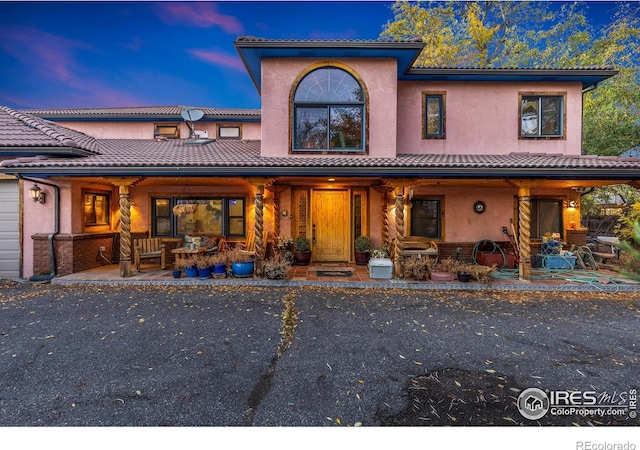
[368,258,393,279]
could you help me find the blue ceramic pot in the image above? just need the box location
[232,261,254,277]
[198,267,211,279]
[185,266,198,278]
[212,263,227,275]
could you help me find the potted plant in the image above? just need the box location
[227,247,254,277]
[370,246,389,259]
[429,257,463,282]
[264,253,292,280]
[194,254,212,279]
[354,235,371,265]
[403,254,430,280]
[171,260,184,278]
[293,236,311,266]
[210,252,227,277]
[182,256,199,278]
[368,245,393,279]
[461,263,495,284]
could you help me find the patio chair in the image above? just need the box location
[237,230,269,257]
[133,238,166,271]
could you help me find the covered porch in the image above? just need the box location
[50,260,639,293]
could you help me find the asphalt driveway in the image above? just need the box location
[1,281,638,427]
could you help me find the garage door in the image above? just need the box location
[0,179,20,278]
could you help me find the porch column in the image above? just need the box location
[273,191,280,239]
[394,187,405,279]
[254,185,265,277]
[382,203,389,247]
[518,188,532,281]
[118,184,133,278]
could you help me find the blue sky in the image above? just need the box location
[0,1,625,110]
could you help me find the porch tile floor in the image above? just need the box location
[51,262,640,292]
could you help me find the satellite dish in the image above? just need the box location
[181,108,205,140]
[181,108,204,122]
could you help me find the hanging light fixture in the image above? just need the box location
[172,179,197,216]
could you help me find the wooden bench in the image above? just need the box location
[134,238,166,271]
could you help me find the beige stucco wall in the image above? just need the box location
[260,58,398,158]
[55,121,261,141]
[397,81,584,156]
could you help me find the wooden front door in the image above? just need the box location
[312,189,350,262]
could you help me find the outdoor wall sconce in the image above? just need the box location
[29,184,46,204]
[568,200,578,208]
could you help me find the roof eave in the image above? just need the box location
[234,38,425,95]
[0,147,96,157]
[407,67,619,89]
[2,165,639,180]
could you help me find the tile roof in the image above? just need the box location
[235,37,616,90]
[235,36,425,44]
[412,65,615,72]
[2,137,639,180]
[0,106,100,155]
[21,106,260,120]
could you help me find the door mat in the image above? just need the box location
[316,270,353,277]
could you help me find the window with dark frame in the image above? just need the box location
[83,193,110,226]
[151,197,246,238]
[530,198,563,239]
[293,66,365,152]
[520,94,564,138]
[422,92,445,138]
[410,198,442,239]
[218,125,241,139]
[154,124,180,139]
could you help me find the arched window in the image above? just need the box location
[293,66,365,152]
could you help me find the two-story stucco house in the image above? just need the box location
[1,37,639,281]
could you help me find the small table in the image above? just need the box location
[171,246,208,263]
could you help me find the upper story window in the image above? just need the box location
[154,123,180,139]
[292,66,365,152]
[218,125,241,139]
[422,92,446,139]
[520,94,565,138]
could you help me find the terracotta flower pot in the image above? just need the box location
[294,251,311,266]
[354,250,370,266]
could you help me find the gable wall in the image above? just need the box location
[52,121,261,140]
[260,58,398,158]
[396,80,584,156]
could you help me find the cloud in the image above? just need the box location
[155,2,243,34]
[0,24,92,82]
[188,49,245,71]
[0,24,145,108]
